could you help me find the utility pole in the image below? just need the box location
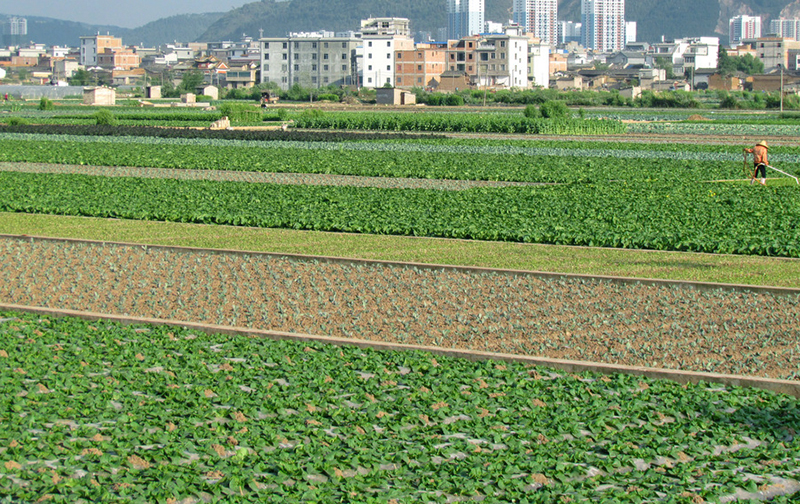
[780,64,784,113]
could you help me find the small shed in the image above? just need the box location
[145,85,162,99]
[376,87,416,105]
[181,93,196,104]
[83,86,116,106]
[195,85,218,100]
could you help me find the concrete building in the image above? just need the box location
[80,34,123,67]
[769,19,800,41]
[528,39,550,87]
[581,0,625,52]
[260,33,360,90]
[729,15,761,47]
[625,21,637,44]
[650,37,719,75]
[83,86,115,105]
[747,37,800,73]
[395,43,447,89]
[474,26,529,89]
[447,0,485,40]
[513,0,558,47]
[97,47,141,70]
[362,32,414,88]
[361,18,411,36]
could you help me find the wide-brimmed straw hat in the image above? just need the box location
[756,140,769,149]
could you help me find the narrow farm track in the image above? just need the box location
[2,236,798,380]
[0,162,543,190]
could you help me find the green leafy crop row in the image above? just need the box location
[1,171,798,257]
[1,310,798,502]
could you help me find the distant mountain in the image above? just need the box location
[1,12,223,47]
[197,0,800,44]
[4,0,800,49]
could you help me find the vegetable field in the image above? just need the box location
[2,311,799,503]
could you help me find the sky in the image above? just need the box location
[0,0,257,28]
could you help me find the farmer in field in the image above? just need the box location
[744,141,769,186]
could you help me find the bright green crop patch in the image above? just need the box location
[1,171,799,257]
[1,311,798,502]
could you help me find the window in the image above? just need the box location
[323,77,329,83]
[397,77,402,83]
[500,41,506,48]
[398,53,402,59]
[324,64,329,71]
[417,64,422,71]
[387,65,390,71]
[368,41,373,47]
[293,64,299,71]
[417,77,422,83]
[293,76,298,82]
[387,53,391,59]
[368,53,372,59]
[312,76,317,83]
[500,53,505,59]
[342,53,347,60]
[264,54,269,60]
[312,64,317,71]
[312,54,317,60]
[323,54,329,60]
[282,53,287,60]
[282,42,287,49]
[293,53,299,60]
[282,76,288,83]
[386,41,390,47]
[342,42,346,48]
[281,64,287,71]
[264,42,269,49]
[312,42,317,49]
[264,64,269,71]
[368,77,373,83]
[294,42,299,49]
[342,65,347,71]
[491,53,496,59]
[368,65,373,70]
[324,42,329,48]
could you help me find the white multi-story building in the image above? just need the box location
[769,19,800,41]
[362,34,415,88]
[581,0,625,52]
[447,0,485,40]
[650,37,719,74]
[474,26,529,89]
[625,21,637,44]
[729,15,761,47]
[260,33,361,90]
[528,39,550,87]
[513,0,558,47]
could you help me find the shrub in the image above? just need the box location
[444,94,464,106]
[195,95,214,103]
[540,100,571,119]
[523,104,541,119]
[38,97,55,111]
[317,93,340,102]
[220,102,262,122]
[5,117,28,126]
[94,109,117,126]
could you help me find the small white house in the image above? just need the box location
[195,85,218,100]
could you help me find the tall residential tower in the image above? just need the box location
[513,0,558,46]
[447,0,484,40]
[581,0,625,52]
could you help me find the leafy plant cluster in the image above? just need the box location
[1,310,798,502]
[2,168,799,257]
[291,111,626,135]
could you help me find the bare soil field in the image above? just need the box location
[2,236,798,380]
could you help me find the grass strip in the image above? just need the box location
[2,212,798,288]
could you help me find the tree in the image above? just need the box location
[654,57,676,79]
[177,70,205,93]
[69,69,92,86]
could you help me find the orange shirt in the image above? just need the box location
[745,145,769,165]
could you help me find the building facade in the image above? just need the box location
[558,21,582,45]
[447,0,485,40]
[80,35,123,67]
[768,19,800,41]
[260,34,360,90]
[474,27,529,89]
[729,15,761,47]
[581,0,626,52]
[395,43,447,89]
[513,0,558,47]
[362,34,415,88]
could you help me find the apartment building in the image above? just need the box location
[260,33,360,90]
[362,34,414,88]
[97,47,140,70]
[528,38,550,87]
[80,34,123,67]
[474,27,529,89]
[769,19,800,41]
[650,37,719,74]
[395,43,447,89]
[513,0,558,47]
[447,0,485,40]
[581,0,625,52]
[729,15,761,47]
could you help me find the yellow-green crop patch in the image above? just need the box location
[1,311,799,502]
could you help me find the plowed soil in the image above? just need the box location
[2,236,798,380]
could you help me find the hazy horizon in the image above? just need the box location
[0,0,256,28]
